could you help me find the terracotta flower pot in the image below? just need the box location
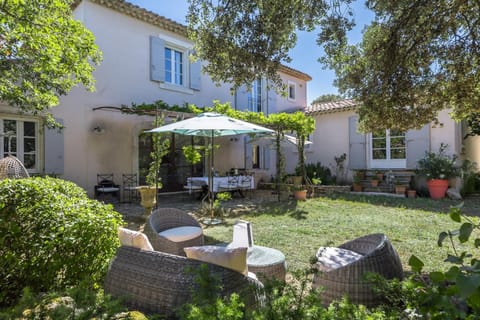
[407,189,417,198]
[352,183,362,192]
[427,179,449,199]
[294,189,307,201]
[395,185,407,195]
[371,179,379,187]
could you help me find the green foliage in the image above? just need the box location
[197,192,232,220]
[187,0,328,91]
[0,282,139,320]
[182,145,203,164]
[146,116,170,187]
[416,143,459,180]
[459,159,479,196]
[0,0,101,125]
[0,177,123,307]
[178,264,248,319]
[404,204,480,318]
[320,1,480,132]
[310,94,344,105]
[302,162,333,185]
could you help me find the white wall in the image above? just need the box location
[51,0,309,194]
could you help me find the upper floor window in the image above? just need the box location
[248,79,262,112]
[288,81,296,101]
[1,117,39,172]
[150,36,201,91]
[164,47,183,85]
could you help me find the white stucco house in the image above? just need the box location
[304,99,477,184]
[0,0,311,195]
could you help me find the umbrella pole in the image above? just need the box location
[209,131,214,217]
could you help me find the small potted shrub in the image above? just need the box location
[370,175,379,187]
[394,179,407,195]
[292,184,308,200]
[375,170,384,181]
[416,143,459,199]
[352,171,363,192]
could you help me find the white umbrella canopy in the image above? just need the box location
[148,112,274,219]
[148,112,274,137]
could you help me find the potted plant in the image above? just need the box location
[352,171,363,192]
[138,117,170,216]
[416,143,459,199]
[375,170,384,181]
[370,175,379,187]
[394,179,407,195]
[292,184,308,201]
[407,189,417,198]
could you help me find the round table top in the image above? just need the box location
[247,245,285,266]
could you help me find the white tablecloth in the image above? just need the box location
[186,176,254,193]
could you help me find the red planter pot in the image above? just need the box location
[427,179,449,199]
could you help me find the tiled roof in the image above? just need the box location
[73,0,311,81]
[305,99,358,115]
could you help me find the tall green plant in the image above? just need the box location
[146,115,170,187]
[407,204,480,317]
[0,177,123,307]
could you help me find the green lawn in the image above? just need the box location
[203,193,480,273]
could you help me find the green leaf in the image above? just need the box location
[459,223,474,243]
[437,231,448,247]
[445,266,461,281]
[474,238,480,248]
[456,274,480,299]
[429,271,445,283]
[449,209,461,222]
[409,255,424,273]
[445,254,463,265]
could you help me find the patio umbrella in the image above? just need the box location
[148,112,274,218]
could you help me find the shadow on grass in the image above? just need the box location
[320,192,480,215]
[251,200,310,220]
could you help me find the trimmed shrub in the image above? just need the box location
[0,177,123,307]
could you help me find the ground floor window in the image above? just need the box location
[369,129,406,168]
[0,117,39,172]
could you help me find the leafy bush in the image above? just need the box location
[301,162,334,185]
[416,143,459,179]
[0,282,145,319]
[0,177,123,307]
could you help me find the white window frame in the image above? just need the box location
[287,80,296,101]
[164,45,184,86]
[0,115,42,174]
[368,130,406,169]
[248,79,263,112]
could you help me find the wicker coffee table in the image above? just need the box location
[247,245,286,281]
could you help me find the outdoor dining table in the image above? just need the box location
[186,176,255,194]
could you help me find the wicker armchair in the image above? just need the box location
[144,208,204,256]
[0,155,30,180]
[104,246,262,318]
[312,233,403,307]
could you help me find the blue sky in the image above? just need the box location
[129,0,374,104]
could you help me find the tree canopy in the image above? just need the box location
[187,0,338,90]
[311,94,344,105]
[0,0,101,126]
[188,0,480,132]
[321,0,480,132]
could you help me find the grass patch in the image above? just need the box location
[203,194,479,272]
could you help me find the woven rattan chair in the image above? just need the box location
[144,208,204,256]
[0,155,30,180]
[312,233,403,307]
[104,246,262,318]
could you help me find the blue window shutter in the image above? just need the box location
[44,118,64,175]
[150,36,165,82]
[189,50,201,90]
[406,124,430,169]
[348,115,366,169]
[263,146,270,169]
[244,136,253,169]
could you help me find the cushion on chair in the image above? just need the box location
[159,226,203,242]
[118,227,154,251]
[184,245,248,275]
[316,247,363,271]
